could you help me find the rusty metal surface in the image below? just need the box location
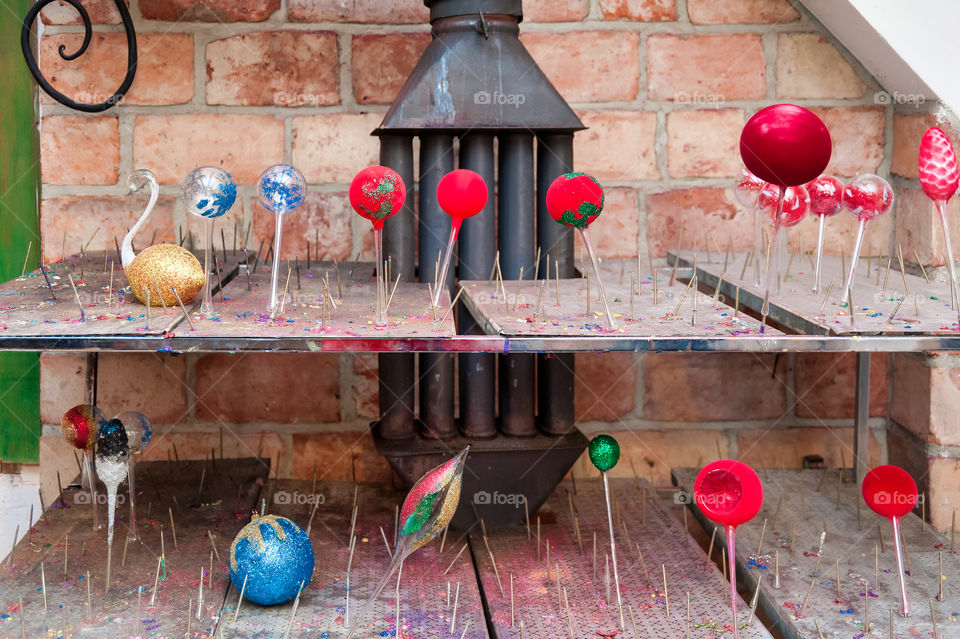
[0,458,268,638]
[673,468,958,639]
[476,477,774,638]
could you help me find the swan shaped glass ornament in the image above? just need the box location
[181,167,237,315]
[122,170,205,307]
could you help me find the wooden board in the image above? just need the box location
[475,477,774,638]
[673,468,958,639]
[0,458,268,638]
[219,479,489,639]
[669,250,960,335]
[0,250,244,337]
[184,260,455,339]
[460,259,780,338]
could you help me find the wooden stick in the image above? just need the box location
[171,288,194,330]
[748,575,762,625]
[774,550,780,588]
[436,287,464,328]
[41,563,47,610]
[915,251,930,282]
[443,543,468,576]
[233,574,248,622]
[68,274,85,321]
[755,518,767,558]
[929,598,939,639]
[799,577,816,617]
[450,581,460,633]
[662,563,670,615]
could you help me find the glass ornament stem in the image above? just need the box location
[432,226,458,308]
[890,516,911,616]
[813,214,826,293]
[726,525,740,639]
[762,188,785,316]
[777,227,787,296]
[268,211,286,317]
[602,471,624,630]
[127,456,138,541]
[935,200,959,310]
[374,227,386,327]
[84,449,101,531]
[753,210,763,287]
[579,228,617,330]
[841,219,866,304]
[200,218,214,315]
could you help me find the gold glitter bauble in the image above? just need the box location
[125,244,204,307]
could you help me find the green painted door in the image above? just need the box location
[0,2,42,463]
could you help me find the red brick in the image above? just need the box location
[737,426,882,470]
[893,187,960,267]
[290,431,392,483]
[687,0,799,24]
[521,31,640,102]
[599,0,676,21]
[251,191,354,263]
[645,187,753,258]
[133,115,285,185]
[288,0,427,23]
[928,457,960,531]
[40,0,126,25]
[352,33,430,105]
[573,188,638,258]
[291,113,381,184]
[891,354,960,447]
[892,113,939,179]
[524,0,590,22]
[776,34,866,99]
[195,353,340,423]
[140,0,279,21]
[96,353,188,424]
[206,31,339,107]
[642,353,787,421]
[574,352,638,421]
[39,353,86,424]
[139,431,286,469]
[647,34,765,102]
[573,428,728,485]
[785,194,893,259]
[808,107,885,177]
[667,109,744,178]
[39,33,193,106]
[794,353,888,419]
[352,354,379,419]
[573,111,659,182]
[40,196,176,263]
[40,116,119,185]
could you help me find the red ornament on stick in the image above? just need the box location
[546,172,616,329]
[740,104,831,315]
[862,465,918,616]
[432,169,488,307]
[349,166,407,327]
[919,127,960,310]
[694,460,763,639]
[839,174,894,303]
[805,175,845,293]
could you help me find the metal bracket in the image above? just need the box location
[475,10,489,39]
[20,0,137,112]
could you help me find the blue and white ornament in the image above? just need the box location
[181,167,237,219]
[257,164,306,214]
[229,514,314,606]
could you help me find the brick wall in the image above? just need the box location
[36,0,954,526]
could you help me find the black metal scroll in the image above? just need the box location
[20,0,137,112]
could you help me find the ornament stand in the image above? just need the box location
[673,468,959,639]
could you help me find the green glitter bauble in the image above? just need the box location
[588,434,620,472]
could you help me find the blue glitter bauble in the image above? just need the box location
[229,514,314,606]
[181,167,237,219]
[257,164,306,214]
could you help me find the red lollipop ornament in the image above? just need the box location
[740,104,831,318]
[862,465,918,616]
[839,174,894,304]
[918,127,960,312]
[61,404,107,530]
[349,166,407,327]
[694,460,763,638]
[546,172,616,329]
[432,169,488,308]
[805,175,845,293]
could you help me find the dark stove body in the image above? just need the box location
[374,0,588,531]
